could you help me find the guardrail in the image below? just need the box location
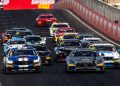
[55,0,120,43]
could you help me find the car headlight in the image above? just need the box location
[40,41,45,44]
[34,59,40,63]
[69,60,75,64]
[7,60,13,64]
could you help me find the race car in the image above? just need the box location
[80,37,102,47]
[53,27,76,43]
[24,35,46,45]
[4,37,27,55]
[65,48,105,72]
[58,32,79,42]
[49,22,70,36]
[54,39,81,61]
[36,13,57,26]
[3,46,42,73]
[14,30,33,38]
[5,30,17,37]
[1,33,13,44]
[75,33,93,40]
[89,41,120,68]
[32,45,52,64]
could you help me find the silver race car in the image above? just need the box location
[65,48,105,72]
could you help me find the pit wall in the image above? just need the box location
[55,0,120,43]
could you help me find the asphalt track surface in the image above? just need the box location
[0,9,120,86]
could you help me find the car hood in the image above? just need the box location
[9,44,25,49]
[72,57,95,63]
[58,46,81,50]
[98,51,115,57]
[8,55,38,61]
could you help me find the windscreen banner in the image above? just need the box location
[2,0,55,10]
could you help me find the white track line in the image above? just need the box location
[65,9,120,47]
[0,82,2,86]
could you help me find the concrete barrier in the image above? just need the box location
[55,0,120,43]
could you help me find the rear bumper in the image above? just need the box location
[36,21,53,26]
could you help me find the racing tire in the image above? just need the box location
[35,66,42,73]
[65,64,75,73]
[96,66,105,73]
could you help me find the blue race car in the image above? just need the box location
[3,46,42,73]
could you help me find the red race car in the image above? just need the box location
[36,13,57,26]
[53,27,76,43]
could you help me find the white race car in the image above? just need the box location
[89,42,120,67]
[4,37,27,55]
[80,37,102,47]
[49,22,70,36]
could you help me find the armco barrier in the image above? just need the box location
[55,0,120,43]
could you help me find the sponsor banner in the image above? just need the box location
[3,0,55,10]
[38,4,53,9]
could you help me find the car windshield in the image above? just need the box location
[8,41,25,45]
[63,35,76,39]
[5,34,12,38]
[53,24,68,28]
[86,39,101,42]
[6,31,16,35]
[60,41,80,47]
[12,50,35,56]
[78,36,93,40]
[96,46,114,51]
[33,46,46,51]
[25,37,42,42]
[74,51,96,57]
[41,16,53,18]
[15,32,32,37]
[58,30,74,33]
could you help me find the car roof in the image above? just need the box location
[83,37,101,40]
[16,30,32,32]
[78,33,93,36]
[25,35,40,37]
[39,13,53,16]
[60,39,79,42]
[90,43,114,46]
[63,32,78,35]
[74,48,94,52]
[52,22,69,25]
[57,27,75,31]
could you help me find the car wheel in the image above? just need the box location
[96,66,105,73]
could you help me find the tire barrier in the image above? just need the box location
[55,0,120,43]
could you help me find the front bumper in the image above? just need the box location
[104,60,120,68]
[67,63,104,71]
[5,63,42,72]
